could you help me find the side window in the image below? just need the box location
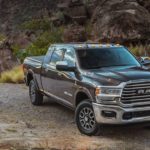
[44,47,54,64]
[50,48,66,66]
[64,48,75,66]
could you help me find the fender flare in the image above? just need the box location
[26,70,39,89]
[74,87,95,107]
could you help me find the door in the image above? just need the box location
[54,47,77,106]
[41,46,65,96]
[42,46,77,107]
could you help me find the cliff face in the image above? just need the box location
[0,0,150,72]
[92,0,150,43]
[0,0,58,34]
[0,0,58,72]
[0,0,149,42]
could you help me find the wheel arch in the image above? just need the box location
[75,89,94,107]
[26,69,35,86]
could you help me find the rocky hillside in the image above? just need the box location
[0,0,150,72]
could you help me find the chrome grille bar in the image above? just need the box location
[121,80,150,107]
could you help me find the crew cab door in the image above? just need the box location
[54,47,77,106]
[41,46,76,107]
[41,46,64,94]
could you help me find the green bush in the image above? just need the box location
[26,27,64,57]
[21,18,52,31]
[14,19,64,62]
[0,34,6,42]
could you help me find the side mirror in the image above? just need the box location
[56,61,76,72]
[139,57,150,66]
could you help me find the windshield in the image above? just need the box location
[76,47,140,69]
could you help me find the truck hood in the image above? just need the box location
[83,66,150,86]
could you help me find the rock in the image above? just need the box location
[71,16,87,25]
[83,0,98,17]
[0,40,18,73]
[68,0,83,7]
[137,0,150,12]
[58,1,87,25]
[63,25,87,42]
[0,0,59,33]
[91,0,150,43]
[0,0,150,47]
[57,3,69,11]
[67,5,87,18]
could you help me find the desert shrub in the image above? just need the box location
[26,26,64,57]
[55,11,65,23]
[0,66,24,83]
[14,20,64,62]
[0,34,5,41]
[85,23,92,39]
[21,18,52,31]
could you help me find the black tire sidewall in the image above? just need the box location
[29,80,43,105]
[75,100,100,136]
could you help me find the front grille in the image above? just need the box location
[123,111,150,120]
[121,80,150,107]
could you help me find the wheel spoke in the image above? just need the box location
[79,107,96,131]
[79,112,84,119]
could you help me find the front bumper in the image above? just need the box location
[92,103,150,124]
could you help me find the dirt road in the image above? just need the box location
[0,84,150,150]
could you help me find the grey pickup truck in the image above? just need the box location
[23,43,150,136]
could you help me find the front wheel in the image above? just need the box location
[29,80,43,106]
[75,100,100,136]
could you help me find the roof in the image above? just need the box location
[51,43,123,49]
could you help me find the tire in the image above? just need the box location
[29,80,43,106]
[75,100,100,136]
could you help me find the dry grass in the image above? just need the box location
[0,66,24,84]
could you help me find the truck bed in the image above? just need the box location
[24,56,44,67]
[26,56,44,63]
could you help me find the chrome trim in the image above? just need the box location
[126,83,150,87]
[120,79,150,107]
[96,79,150,107]
[122,95,150,100]
[124,86,150,90]
[40,89,73,107]
[92,103,150,124]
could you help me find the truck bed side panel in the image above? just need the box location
[24,56,44,90]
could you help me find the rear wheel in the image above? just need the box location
[75,100,100,136]
[29,80,43,106]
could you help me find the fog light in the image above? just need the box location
[102,111,116,118]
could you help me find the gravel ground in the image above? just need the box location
[0,84,150,150]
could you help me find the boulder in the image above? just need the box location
[63,25,87,42]
[91,0,150,43]
[137,0,150,12]
[58,1,87,25]
[0,41,18,73]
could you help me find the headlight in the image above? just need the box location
[95,87,122,96]
[101,88,122,96]
[95,87,122,104]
